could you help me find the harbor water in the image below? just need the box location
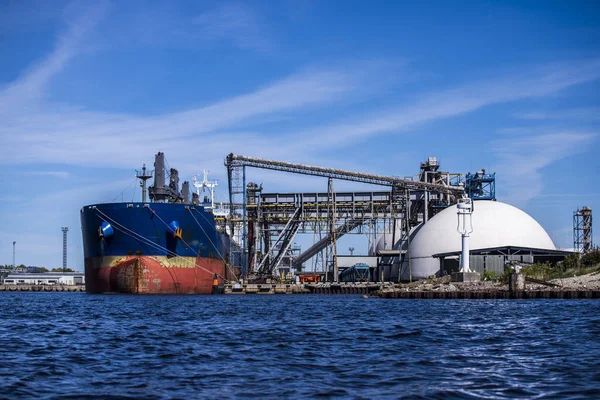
[1,293,599,399]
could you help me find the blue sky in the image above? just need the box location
[1,0,599,269]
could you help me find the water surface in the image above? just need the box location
[1,293,599,399]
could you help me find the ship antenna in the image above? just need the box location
[136,164,153,203]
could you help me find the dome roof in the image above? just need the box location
[411,200,555,258]
[408,200,555,279]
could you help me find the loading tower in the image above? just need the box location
[465,169,496,201]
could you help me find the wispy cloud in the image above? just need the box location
[0,65,360,172]
[291,59,600,146]
[192,2,270,52]
[3,32,599,194]
[0,1,108,108]
[516,107,600,122]
[492,132,597,207]
[21,171,71,179]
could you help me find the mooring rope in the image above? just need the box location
[188,208,239,282]
[94,208,228,282]
[148,207,238,283]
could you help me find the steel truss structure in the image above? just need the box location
[224,153,466,282]
[574,207,593,254]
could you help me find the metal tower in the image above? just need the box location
[61,227,68,272]
[227,162,246,278]
[574,207,593,254]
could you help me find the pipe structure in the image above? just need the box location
[457,199,473,273]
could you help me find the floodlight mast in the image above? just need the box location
[457,198,474,273]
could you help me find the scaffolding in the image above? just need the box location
[227,163,246,277]
[574,207,593,254]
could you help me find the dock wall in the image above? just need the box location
[375,290,600,299]
[0,285,85,292]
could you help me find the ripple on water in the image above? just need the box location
[0,294,599,398]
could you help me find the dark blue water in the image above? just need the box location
[1,293,599,399]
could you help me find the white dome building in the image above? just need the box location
[407,200,556,279]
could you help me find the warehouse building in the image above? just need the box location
[2,272,85,286]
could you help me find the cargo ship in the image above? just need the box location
[80,152,233,294]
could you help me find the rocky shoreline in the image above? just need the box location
[372,271,600,299]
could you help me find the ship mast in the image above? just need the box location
[136,164,153,203]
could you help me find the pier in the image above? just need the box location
[1,283,599,298]
[224,283,385,295]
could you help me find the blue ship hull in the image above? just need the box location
[80,202,232,294]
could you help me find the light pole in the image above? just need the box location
[457,198,473,273]
[12,241,16,269]
[61,227,69,272]
[349,247,355,256]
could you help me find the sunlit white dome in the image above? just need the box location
[408,200,556,279]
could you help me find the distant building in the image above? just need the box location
[26,266,47,273]
[2,272,85,286]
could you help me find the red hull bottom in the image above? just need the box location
[85,255,228,294]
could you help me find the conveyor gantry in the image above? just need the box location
[225,154,465,195]
[224,153,466,280]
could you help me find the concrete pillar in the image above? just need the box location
[508,273,525,291]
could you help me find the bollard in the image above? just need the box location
[508,273,525,292]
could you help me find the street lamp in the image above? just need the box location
[12,241,16,269]
[349,247,355,256]
[457,198,473,273]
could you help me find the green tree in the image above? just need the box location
[560,253,580,271]
[581,249,600,268]
[51,267,76,272]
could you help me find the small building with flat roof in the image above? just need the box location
[2,272,85,286]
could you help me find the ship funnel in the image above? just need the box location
[148,152,185,203]
[149,152,171,202]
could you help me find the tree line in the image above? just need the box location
[1,264,77,273]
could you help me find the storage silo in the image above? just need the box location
[407,200,556,279]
